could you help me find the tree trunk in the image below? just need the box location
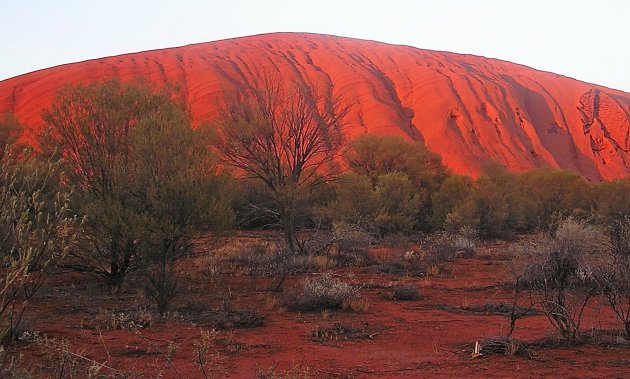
[279,194,299,254]
[284,221,297,254]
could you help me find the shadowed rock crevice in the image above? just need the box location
[579,89,630,166]
[501,75,600,178]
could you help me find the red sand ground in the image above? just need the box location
[1,33,630,181]
[11,237,630,378]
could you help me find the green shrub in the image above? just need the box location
[595,179,630,222]
[434,164,593,240]
[429,175,474,230]
[43,80,234,313]
[322,172,426,237]
[344,134,446,191]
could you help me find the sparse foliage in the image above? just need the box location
[284,274,360,312]
[193,329,227,379]
[328,221,373,266]
[215,77,350,253]
[0,115,26,157]
[0,152,78,344]
[599,216,630,339]
[310,323,373,342]
[388,284,421,301]
[522,218,603,342]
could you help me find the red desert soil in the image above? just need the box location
[1,33,630,181]
[14,236,630,378]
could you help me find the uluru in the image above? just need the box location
[1,32,630,181]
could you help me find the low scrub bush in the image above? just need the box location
[597,215,630,339]
[388,284,421,301]
[257,363,311,379]
[328,222,374,266]
[284,274,360,312]
[310,323,373,342]
[520,217,603,343]
[180,301,264,330]
[479,337,532,357]
[462,302,535,316]
[0,153,79,345]
[368,259,409,276]
[93,308,153,331]
[212,306,265,330]
[267,249,316,292]
[369,249,446,278]
[220,242,275,275]
[425,226,478,263]
[110,309,153,331]
[216,241,315,291]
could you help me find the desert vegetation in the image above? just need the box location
[2,78,630,376]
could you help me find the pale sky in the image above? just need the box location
[1,0,629,92]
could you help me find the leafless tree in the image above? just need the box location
[216,77,351,253]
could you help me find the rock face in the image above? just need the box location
[1,32,629,180]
